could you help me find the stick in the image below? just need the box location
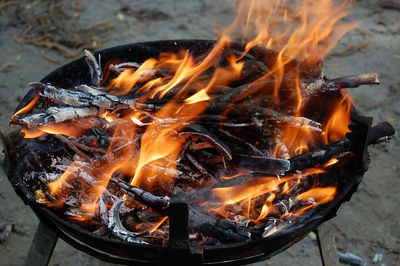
[0,224,13,243]
[109,178,170,212]
[98,197,150,244]
[180,124,233,160]
[53,135,91,160]
[235,155,290,175]
[84,50,102,87]
[288,122,395,172]
[185,152,217,180]
[302,73,379,95]
[189,206,251,243]
[31,82,135,109]
[15,106,101,126]
[109,62,141,73]
[219,129,267,157]
[0,62,16,72]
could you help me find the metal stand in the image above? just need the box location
[24,220,340,266]
[315,221,340,266]
[24,222,58,266]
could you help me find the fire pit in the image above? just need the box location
[1,39,394,265]
[1,0,396,264]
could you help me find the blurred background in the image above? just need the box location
[0,0,399,265]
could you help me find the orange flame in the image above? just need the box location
[150,216,168,233]
[16,0,359,233]
[322,91,353,143]
[11,92,40,123]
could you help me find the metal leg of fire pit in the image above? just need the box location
[315,222,340,266]
[24,221,58,266]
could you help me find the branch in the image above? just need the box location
[98,197,150,244]
[84,50,102,87]
[109,177,170,212]
[15,106,101,126]
[288,122,395,172]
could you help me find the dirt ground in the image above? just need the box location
[0,0,399,265]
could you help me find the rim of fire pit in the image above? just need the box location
[6,40,371,265]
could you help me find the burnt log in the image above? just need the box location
[180,124,233,160]
[85,50,102,87]
[98,197,150,244]
[288,122,395,173]
[109,177,170,212]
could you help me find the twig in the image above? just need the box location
[180,124,233,160]
[288,122,395,172]
[235,155,290,175]
[15,106,101,126]
[0,224,13,243]
[85,50,102,86]
[326,73,379,89]
[54,134,90,160]
[0,62,16,72]
[31,82,140,110]
[99,197,150,244]
[189,206,251,243]
[0,1,18,10]
[87,21,112,30]
[185,152,217,180]
[219,129,267,157]
[109,178,170,212]
[40,50,61,64]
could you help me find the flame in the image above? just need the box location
[324,158,339,167]
[16,0,360,236]
[213,177,291,205]
[322,91,353,143]
[292,186,337,216]
[48,162,81,195]
[256,193,276,221]
[109,58,158,95]
[150,216,168,233]
[211,168,328,220]
[11,92,40,123]
[221,172,248,180]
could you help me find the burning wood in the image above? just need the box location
[84,49,102,87]
[9,0,395,248]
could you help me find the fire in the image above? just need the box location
[13,0,359,239]
[150,216,168,233]
[322,91,353,143]
[11,91,40,124]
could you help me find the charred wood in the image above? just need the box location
[219,129,267,158]
[84,50,102,87]
[98,197,150,244]
[31,82,137,109]
[288,122,395,172]
[189,206,251,243]
[109,62,141,73]
[15,106,101,126]
[109,178,170,212]
[302,73,379,98]
[235,155,290,175]
[0,224,13,243]
[185,152,217,181]
[180,124,233,160]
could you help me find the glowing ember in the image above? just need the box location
[11,0,383,246]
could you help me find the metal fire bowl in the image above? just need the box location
[0,40,371,265]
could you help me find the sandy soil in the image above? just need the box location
[0,0,399,265]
